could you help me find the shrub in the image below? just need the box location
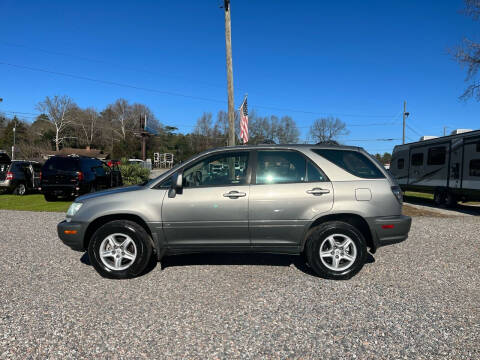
[119,158,150,185]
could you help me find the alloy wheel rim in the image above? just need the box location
[18,184,25,195]
[319,234,357,271]
[99,233,137,271]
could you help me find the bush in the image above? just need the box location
[119,158,150,185]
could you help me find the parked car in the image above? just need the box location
[41,155,123,201]
[57,144,411,279]
[0,154,42,195]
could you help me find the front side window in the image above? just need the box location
[183,152,249,188]
[427,146,446,165]
[312,149,385,179]
[411,153,424,166]
[255,150,326,184]
[397,158,405,169]
[470,159,480,177]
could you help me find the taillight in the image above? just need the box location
[39,172,42,181]
[391,186,403,204]
[6,171,14,180]
[77,171,84,181]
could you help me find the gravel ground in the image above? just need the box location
[0,210,479,359]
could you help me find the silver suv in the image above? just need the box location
[58,145,411,280]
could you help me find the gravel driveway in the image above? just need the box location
[0,210,479,359]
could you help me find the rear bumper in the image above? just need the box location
[42,184,80,195]
[57,220,87,252]
[366,215,412,250]
[0,179,13,189]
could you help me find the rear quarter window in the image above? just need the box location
[312,149,385,179]
[44,157,80,172]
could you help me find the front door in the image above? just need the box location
[249,150,333,248]
[162,151,251,248]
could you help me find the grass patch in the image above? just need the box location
[402,204,453,218]
[404,191,434,201]
[0,194,71,212]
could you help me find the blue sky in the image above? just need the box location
[0,0,479,154]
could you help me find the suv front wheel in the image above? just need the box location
[305,221,367,280]
[88,220,153,279]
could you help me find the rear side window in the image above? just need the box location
[411,153,424,166]
[427,146,446,165]
[312,149,385,179]
[470,159,480,177]
[397,158,405,169]
[256,151,306,184]
[44,157,79,172]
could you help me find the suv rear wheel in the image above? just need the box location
[305,221,367,280]
[88,220,153,279]
[13,183,26,196]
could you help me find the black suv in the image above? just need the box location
[0,153,42,195]
[41,156,123,201]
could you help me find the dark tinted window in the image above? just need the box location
[476,142,480,152]
[45,157,80,172]
[470,159,480,177]
[256,150,307,184]
[313,149,385,179]
[397,158,405,169]
[306,161,327,182]
[411,153,424,166]
[0,153,11,164]
[427,146,446,165]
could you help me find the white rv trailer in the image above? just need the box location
[390,129,480,206]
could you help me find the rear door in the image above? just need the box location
[249,150,333,248]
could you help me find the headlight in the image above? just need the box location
[66,202,83,217]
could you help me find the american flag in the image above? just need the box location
[239,96,248,144]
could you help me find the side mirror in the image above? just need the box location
[168,172,183,198]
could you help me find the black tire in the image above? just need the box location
[13,183,27,196]
[88,220,153,279]
[433,189,445,207]
[305,221,367,280]
[44,193,58,202]
[445,191,457,208]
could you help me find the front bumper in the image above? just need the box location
[367,215,412,251]
[57,220,87,252]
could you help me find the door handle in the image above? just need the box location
[223,191,246,198]
[306,188,330,196]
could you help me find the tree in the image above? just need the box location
[276,116,300,143]
[36,95,75,151]
[454,0,480,100]
[74,107,99,149]
[193,112,213,151]
[109,99,134,141]
[309,117,349,143]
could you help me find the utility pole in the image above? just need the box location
[402,101,410,144]
[443,126,447,137]
[224,0,235,146]
[12,120,16,160]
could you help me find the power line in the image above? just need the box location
[0,41,246,93]
[1,61,400,119]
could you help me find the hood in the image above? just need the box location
[76,185,143,202]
